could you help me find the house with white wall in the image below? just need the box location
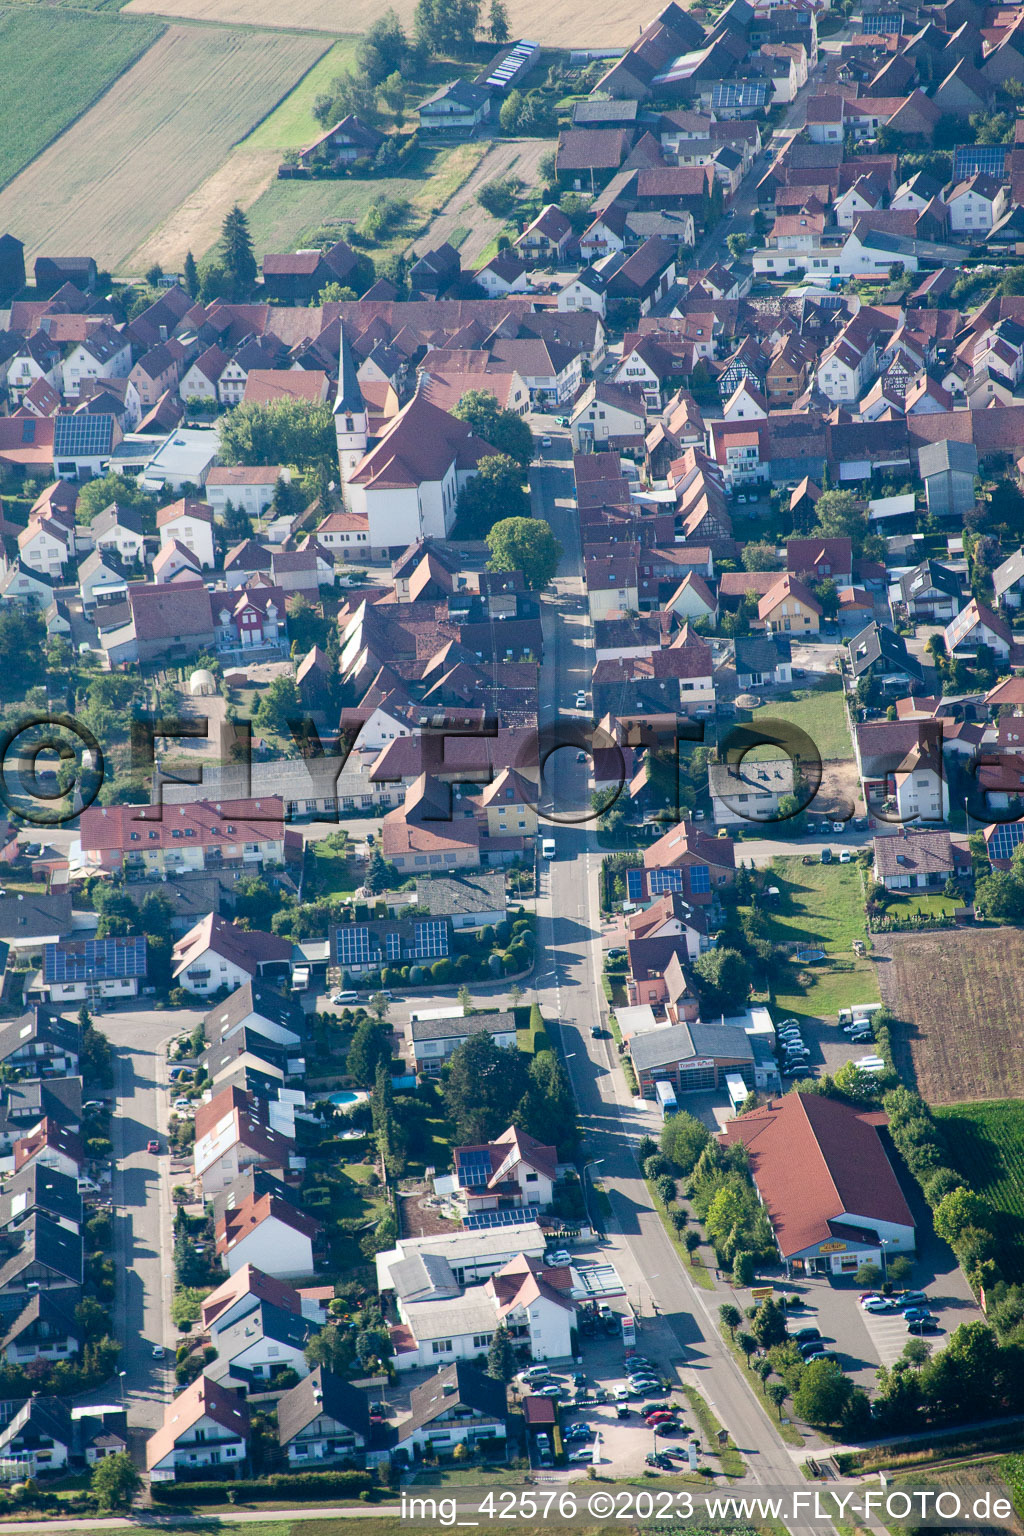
[146,1374,250,1481]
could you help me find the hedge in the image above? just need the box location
[151,1470,375,1504]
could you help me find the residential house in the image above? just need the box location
[855,719,949,822]
[946,173,1007,234]
[734,634,793,689]
[393,1252,574,1371]
[156,499,216,569]
[172,917,293,999]
[33,935,147,1005]
[1,1292,82,1368]
[515,205,575,263]
[276,1367,370,1467]
[993,547,1024,609]
[193,1086,295,1198]
[90,503,145,564]
[445,1126,557,1220]
[418,80,491,136]
[570,383,646,451]
[414,871,508,931]
[642,820,735,902]
[0,1010,79,1076]
[895,560,964,622]
[215,1195,323,1279]
[848,622,928,691]
[708,758,796,827]
[77,799,289,877]
[918,439,978,518]
[786,537,853,589]
[146,1375,250,1481]
[60,326,131,397]
[394,1362,508,1458]
[205,1298,318,1389]
[758,573,822,634]
[0,1398,74,1476]
[873,829,967,890]
[297,115,384,171]
[944,598,1013,660]
[410,1012,517,1076]
[206,466,289,520]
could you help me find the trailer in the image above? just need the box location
[725,1072,748,1116]
[655,1080,678,1120]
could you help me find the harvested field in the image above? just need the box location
[128,147,283,274]
[0,9,163,189]
[123,0,637,47]
[872,927,1024,1104]
[0,24,328,271]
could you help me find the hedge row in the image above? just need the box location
[151,1470,375,1504]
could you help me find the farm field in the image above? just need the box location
[241,141,488,263]
[756,855,878,1021]
[243,37,359,151]
[0,24,328,271]
[872,927,1024,1103]
[0,9,163,190]
[934,1101,1024,1281]
[122,0,637,46]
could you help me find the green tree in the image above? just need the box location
[767,1381,789,1419]
[515,1049,578,1155]
[813,489,869,551]
[442,1033,530,1144]
[357,8,408,81]
[719,1303,741,1339]
[220,205,257,294]
[488,0,509,41]
[499,88,525,134]
[741,541,778,573]
[305,1324,355,1375]
[0,606,46,700]
[219,399,336,470]
[453,390,533,469]
[74,472,155,527]
[183,249,198,298]
[414,0,480,54]
[737,1331,757,1366]
[726,232,748,261]
[90,1452,139,1513]
[458,455,531,535]
[346,1018,393,1087]
[486,515,563,589]
[793,1359,853,1426]
[691,946,751,1014]
[932,1187,994,1248]
[751,1297,788,1349]
[659,1110,710,1174]
[253,675,302,738]
[486,1324,515,1381]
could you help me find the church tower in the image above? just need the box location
[334,323,368,485]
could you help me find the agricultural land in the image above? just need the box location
[872,928,1024,1104]
[0,24,328,271]
[935,1101,1024,1281]
[0,8,163,190]
[121,0,638,48]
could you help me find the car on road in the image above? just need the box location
[152,1344,166,1359]
[556,416,569,427]
[146,1139,160,1154]
[576,750,588,762]
[540,435,552,447]
[590,1025,604,1038]
[575,691,587,708]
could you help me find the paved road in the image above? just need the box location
[526,426,837,1520]
[85,1006,204,1430]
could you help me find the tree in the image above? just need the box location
[767,1381,789,1419]
[516,1049,578,1154]
[486,516,563,589]
[488,0,509,42]
[726,232,748,261]
[737,1331,757,1365]
[741,541,778,573]
[0,606,46,700]
[458,455,531,535]
[903,1337,932,1369]
[346,1018,392,1088]
[305,1324,354,1375]
[183,249,198,298]
[486,1324,515,1382]
[91,1452,139,1513]
[74,473,155,527]
[692,946,751,1015]
[855,1261,883,1288]
[219,399,336,470]
[660,1111,710,1174]
[751,1297,788,1349]
[932,1187,994,1248]
[220,205,257,294]
[442,1033,530,1144]
[253,675,302,738]
[414,0,480,54]
[357,8,409,81]
[453,390,533,469]
[793,1359,853,1426]
[719,1303,741,1340]
[813,489,869,550]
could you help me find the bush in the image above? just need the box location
[655,1173,677,1205]
[151,1471,375,1505]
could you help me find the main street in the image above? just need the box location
[526,424,837,1516]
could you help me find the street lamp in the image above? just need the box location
[118,1370,127,1406]
[582,1159,604,1232]
[879,1238,891,1283]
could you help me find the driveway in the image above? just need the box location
[88,1005,204,1429]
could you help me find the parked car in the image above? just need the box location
[576,750,588,763]
[793,1327,820,1344]
[569,1447,593,1463]
[545,1249,572,1266]
[799,1337,829,1358]
[839,850,852,863]
[540,435,552,448]
[645,1410,676,1427]
[152,1344,166,1359]
[806,1348,839,1363]
[908,1318,940,1335]
[615,1405,631,1418]
[612,1386,631,1402]
[519,1365,551,1384]
[904,1308,935,1324]
[821,848,833,864]
[575,691,587,708]
[535,1384,563,1398]
[146,1139,160,1154]
[898,1291,928,1307]
[607,947,626,960]
[863,1297,899,1314]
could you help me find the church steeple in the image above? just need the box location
[334,322,367,483]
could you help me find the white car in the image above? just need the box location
[612,1385,631,1401]
[172,1097,192,1111]
[575,692,587,708]
[541,435,552,447]
[545,1249,572,1266]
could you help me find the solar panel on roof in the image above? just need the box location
[987,821,1024,861]
[712,82,767,108]
[626,869,644,901]
[649,868,685,894]
[860,14,902,31]
[414,920,448,959]
[336,925,371,965]
[43,936,147,983]
[464,1205,541,1229]
[458,1149,493,1188]
[52,414,114,457]
[952,144,1009,179]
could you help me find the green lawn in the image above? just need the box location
[934,1101,1024,1281]
[243,38,359,150]
[882,890,958,920]
[751,675,853,763]
[241,141,487,260]
[0,10,163,189]
[756,856,879,1021]
[304,832,360,898]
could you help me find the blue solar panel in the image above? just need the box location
[690,862,710,894]
[987,820,1024,861]
[336,926,371,965]
[458,1149,493,1189]
[52,414,115,458]
[626,869,644,901]
[649,868,685,895]
[414,920,448,959]
[860,13,902,31]
[464,1205,541,1230]
[43,936,147,983]
[953,145,1009,181]
[712,81,767,109]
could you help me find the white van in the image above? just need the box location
[541,838,556,858]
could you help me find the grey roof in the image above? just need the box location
[334,323,366,419]
[0,894,73,944]
[0,1008,79,1063]
[389,1251,461,1303]
[90,503,143,538]
[873,829,958,878]
[734,634,792,671]
[573,98,639,124]
[918,438,978,477]
[409,1010,516,1043]
[898,559,963,604]
[206,1300,318,1380]
[414,872,507,918]
[401,1361,508,1439]
[419,78,490,111]
[277,1366,370,1447]
[0,1076,82,1134]
[0,1213,83,1289]
[204,980,305,1043]
[0,1164,82,1231]
[0,1397,72,1457]
[629,1021,753,1071]
[1,1290,82,1352]
[993,546,1024,599]
[200,1029,289,1080]
[848,621,926,682]
[211,1167,297,1226]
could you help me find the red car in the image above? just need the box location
[146,1139,160,1154]
[645,1410,676,1427]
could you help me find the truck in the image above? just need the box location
[655,1080,678,1120]
[725,1072,748,1116]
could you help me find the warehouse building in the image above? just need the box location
[718,1093,915,1276]
[629,1022,755,1097]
